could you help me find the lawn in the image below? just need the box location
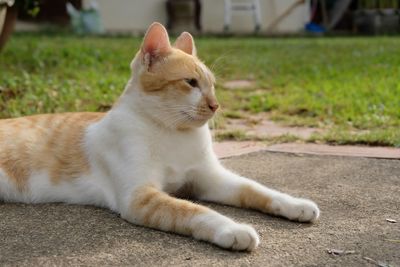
[0,33,399,146]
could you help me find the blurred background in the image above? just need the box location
[0,0,399,147]
[2,0,400,36]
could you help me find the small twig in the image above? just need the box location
[362,256,392,267]
[327,248,356,256]
[384,239,400,243]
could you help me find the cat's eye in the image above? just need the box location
[185,78,198,88]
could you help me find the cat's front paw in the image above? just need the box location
[274,197,320,223]
[213,223,259,251]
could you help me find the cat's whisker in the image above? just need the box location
[209,51,234,78]
[164,105,199,111]
[158,108,200,128]
[167,116,189,128]
[155,111,186,128]
[159,105,197,112]
[166,116,188,129]
[161,108,198,114]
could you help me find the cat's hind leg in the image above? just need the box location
[193,163,320,222]
[121,184,259,251]
[0,168,24,202]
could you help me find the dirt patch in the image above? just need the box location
[213,112,399,159]
[265,143,400,159]
[213,142,400,159]
[213,141,266,158]
[223,80,255,90]
[216,112,323,140]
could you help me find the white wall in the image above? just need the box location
[85,0,167,34]
[85,0,309,34]
[203,0,309,33]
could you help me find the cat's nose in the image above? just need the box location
[208,102,219,112]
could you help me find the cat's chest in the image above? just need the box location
[154,133,207,192]
[148,127,209,165]
[162,165,188,193]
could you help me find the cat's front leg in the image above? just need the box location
[194,162,320,222]
[120,184,259,251]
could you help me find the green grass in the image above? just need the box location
[1,33,399,146]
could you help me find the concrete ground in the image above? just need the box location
[214,141,400,159]
[1,151,399,266]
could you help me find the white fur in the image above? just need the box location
[0,169,24,202]
[187,88,202,106]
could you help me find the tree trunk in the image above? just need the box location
[0,5,17,51]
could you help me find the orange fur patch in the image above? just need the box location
[0,112,104,191]
[238,185,273,213]
[140,49,214,93]
[131,185,208,235]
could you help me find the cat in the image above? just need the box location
[0,22,319,251]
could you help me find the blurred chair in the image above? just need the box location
[166,0,201,32]
[224,0,261,32]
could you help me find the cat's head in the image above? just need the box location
[128,22,218,130]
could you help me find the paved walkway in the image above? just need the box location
[214,141,400,159]
[1,151,399,266]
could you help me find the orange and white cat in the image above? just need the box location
[0,23,319,251]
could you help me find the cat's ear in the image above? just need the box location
[141,22,171,65]
[173,32,197,56]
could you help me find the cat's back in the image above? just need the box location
[0,112,105,201]
[0,112,104,136]
[0,112,105,154]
